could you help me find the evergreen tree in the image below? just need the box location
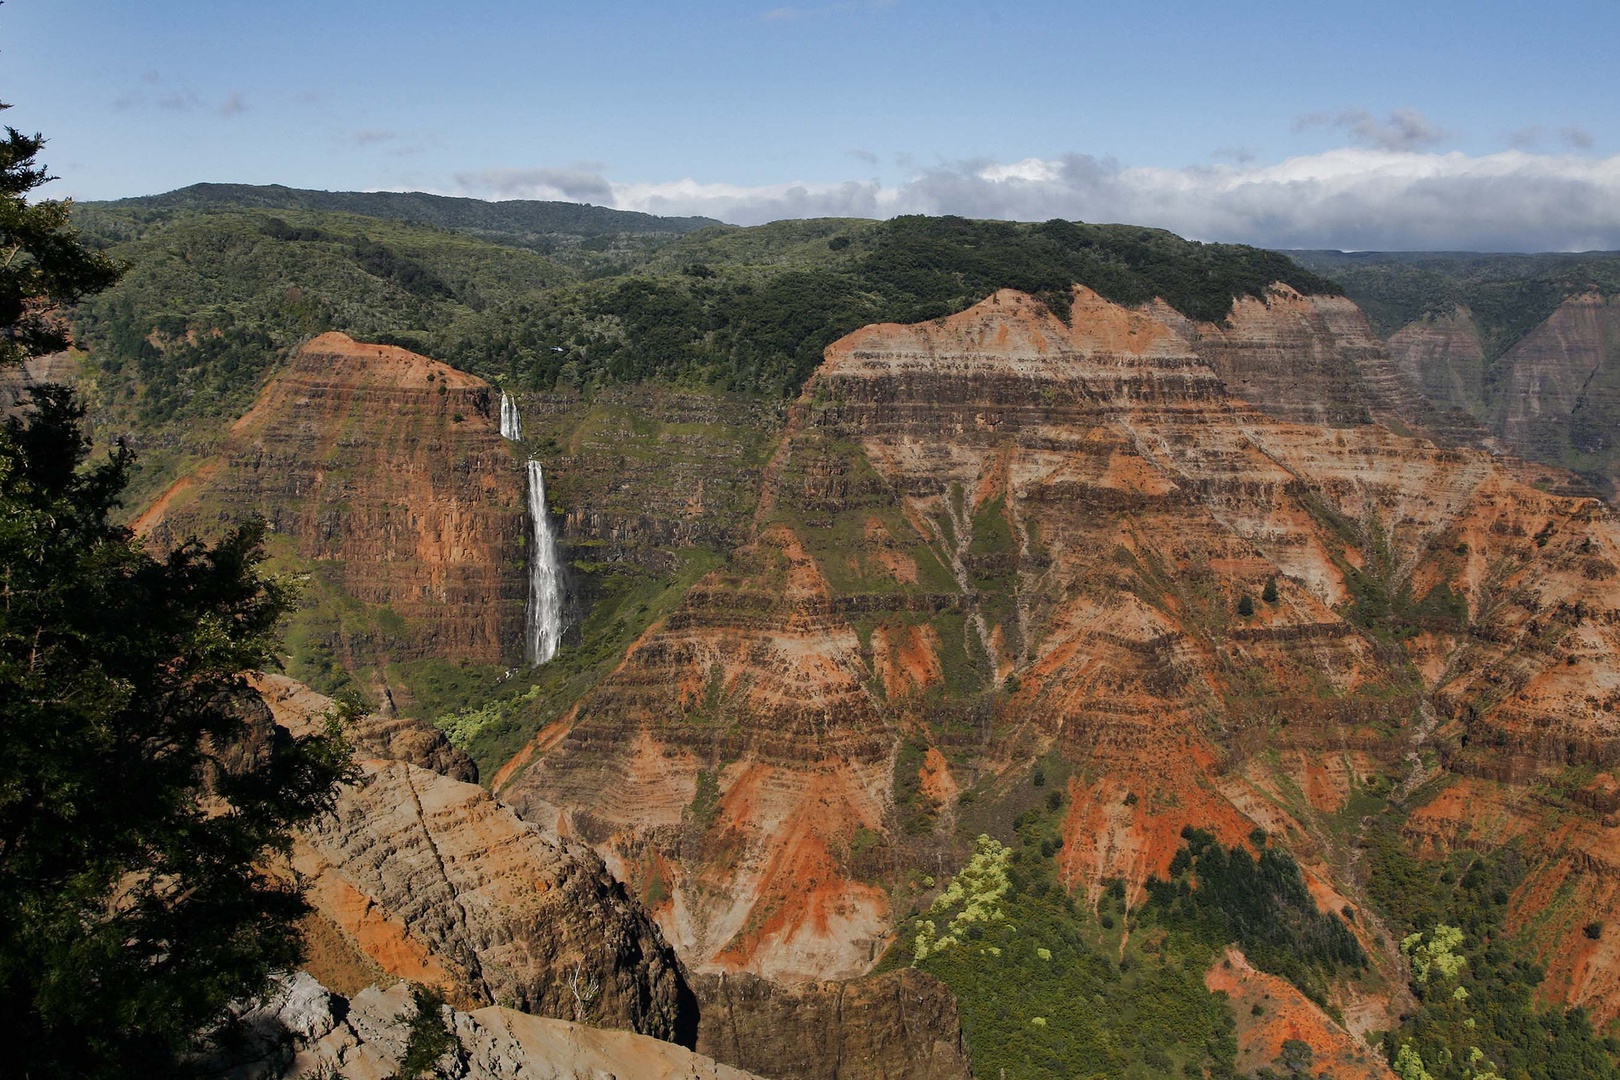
[0,103,122,366]
[0,105,351,1078]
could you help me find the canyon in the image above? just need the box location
[496,283,1620,1012]
[80,243,1620,1077]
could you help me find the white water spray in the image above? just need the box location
[525,459,565,665]
[499,391,523,441]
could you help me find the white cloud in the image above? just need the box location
[450,147,1620,252]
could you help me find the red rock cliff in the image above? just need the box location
[495,285,1620,1035]
[135,332,526,677]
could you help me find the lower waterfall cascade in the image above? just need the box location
[524,459,565,665]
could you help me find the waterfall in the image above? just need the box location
[499,391,523,441]
[525,459,564,665]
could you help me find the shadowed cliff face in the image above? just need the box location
[690,969,972,1080]
[1496,293,1620,490]
[134,332,526,691]
[1383,292,1620,496]
[495,285,1620,1030]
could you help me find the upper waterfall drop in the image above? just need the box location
[500,390,523,441]
[524,458,565,665]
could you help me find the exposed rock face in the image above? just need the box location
[294,758,697,1044]
[495,284,1620,1034]
[1496,293,1620,490]
[1205,948,1395,1080]
[691,970,972,1080]
[226,976,760,1080]
[498,523,896,981]
[134,332,525,672]
[0,350,84,414]
[1175,288,1407,427]
[1381,292,1620,494]
[1386,304,1488,417]
[251,671,478,783]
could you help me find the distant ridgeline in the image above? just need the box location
[1288,249,1620,350]
[67,184,1620,497]
[67,186,1340,430]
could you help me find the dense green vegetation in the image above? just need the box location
[883,791,1425,1080]
[394,984,461,1079]
[883,796,1241,1080]
[1146,827,1366,1007]
[1361,819,1620,1080]
[361,214,1345,398]
[70,188,1344,430]
[92,182,718,253]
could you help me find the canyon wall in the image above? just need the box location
[1383,292,1620,494]
[292,756,698,1043]
[133,332,527,698]
[495,283,1620,1031]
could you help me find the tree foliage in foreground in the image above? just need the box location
[0,104,123,366]
[0,105,352,1079]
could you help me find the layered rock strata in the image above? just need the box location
[1496,292,1620,487]
[496,284,1620,1033]
[134,332,525,671]
[251,671,478,783]
[0,349,84,414]
[1173,288,1409,427]
[1382,292,1620,494]
[293,757,697,1043]
[1386,304,1488,417]
[691,970,972,1080]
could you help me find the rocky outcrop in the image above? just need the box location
[134,332,526,674]
[691,970,972,1080]
[1173,288,1406,427]
[251,671,478,783]
[223,976,759,1080]
[294,758,697,1044]
[1379,292,1620,495]
[0,350,84,414]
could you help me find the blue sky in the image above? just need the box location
[6,0,1619,249]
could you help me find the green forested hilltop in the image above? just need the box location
[70,191,1343,427]
[87,183,720,252]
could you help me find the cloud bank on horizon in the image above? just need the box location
[455,144,1620,253]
